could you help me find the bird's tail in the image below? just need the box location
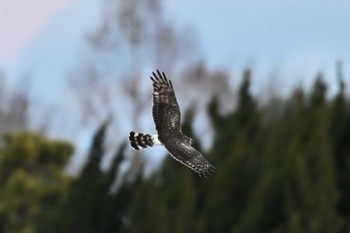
[128,131,161,150]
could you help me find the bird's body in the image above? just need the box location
[129,70,215,177]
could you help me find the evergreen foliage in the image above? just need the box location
[1,70,350,232]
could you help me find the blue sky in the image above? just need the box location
[1,0,349,97]
[1,0,349,173]
[165,0,350,94]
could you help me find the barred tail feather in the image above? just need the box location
[129,131,160,150]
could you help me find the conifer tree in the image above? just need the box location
[203,69,263,233]
[129,108,202,233]
[46,119,126,233]
[328,62,350,229]
[283,76,343,233]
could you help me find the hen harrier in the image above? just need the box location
[129,70,215,177]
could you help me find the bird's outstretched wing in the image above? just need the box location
[150,70,181,134]
[164,140,215,177]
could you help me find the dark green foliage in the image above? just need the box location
[41,119,128,233]
[203,69,262,233]
[1,68,350,233]
[0,133,72,233]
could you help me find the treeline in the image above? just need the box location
[1,69,350,233]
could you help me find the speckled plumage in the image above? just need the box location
[129,70,215,177]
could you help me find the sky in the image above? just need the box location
[0,0,349,173]
[0,0,69,62]
[1,0,349,94]
[165,0,350,94]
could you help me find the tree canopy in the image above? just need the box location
[1,68,350,233]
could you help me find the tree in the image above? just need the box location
[281,75,343,233]
[65,0,201,176]
[328,62,350,231]
[202,69,263,233]
[45,119,127,233]
[0,133,72,233]
[69,0,199,130]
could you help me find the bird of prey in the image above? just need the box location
[128,70,215,177]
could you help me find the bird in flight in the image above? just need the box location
[129,70,215,177]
